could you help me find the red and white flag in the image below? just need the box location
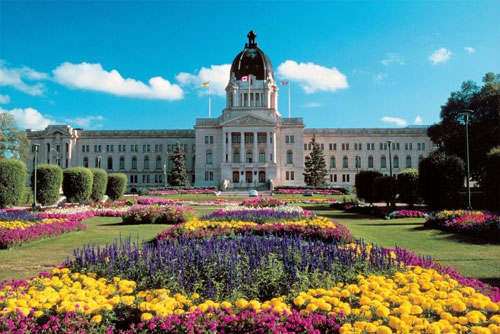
[241,76,249,82]
[280,81,289,85]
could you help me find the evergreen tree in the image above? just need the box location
[170,142,189,187]
[0,113,31,161]
[303,136,328,186]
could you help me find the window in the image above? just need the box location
[355,156,361,169]
[119,157,125,170]
[330,156,336,168]
[258,171,265,183]
[406,155,412,168]
[343,156,348,168]
[132,156,137,170]
[285,135,289,143]
[381,155,387,168]
[258,133,266,143]
[234,150,240,163]
[329,143,332,150]
[259,151,265,163]
[286,171,289,180]
[393,155,399,168]
[422,143,425,150]
[246,150,252,163]
[304,144,307,150]
[144,156,149,170]
[206,151,213,165]
[334,174,337,182]
[205,171,213,181]
[286,150,293,164]
[290,171,294,180]
[107,156,113,170]
[205,136,209,144]
[83,157,88,168]
[320,143,324,150]
[417,143,421,150]
[368,155,374,168]
[232,171,239,183]
[290,136,294,143]
[156,156,162,169]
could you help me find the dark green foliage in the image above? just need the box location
[355,171,382,204]
[418,151,465,209]
[62,168,93,203]
[89,168,107,202]
[22,187,33,205]
[33,164,63,206]
[373,176,396,207]
[0,159,27,208]
[397,169,419,207]
[427,72,500,182]
[169,142,189,187]
[483,147,500,210]
[106,173,127,201]
[0,113,31,161]
[303,136,328,186]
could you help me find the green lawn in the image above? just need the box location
[306,205,500,288]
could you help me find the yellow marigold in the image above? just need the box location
[235,298,248,309]
[141,313,153,322]
[376,325,392,334]
[90,315,102,323]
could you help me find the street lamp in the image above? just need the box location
[386,140,393,177]
[32,144,40,209]
[458,109,474,210]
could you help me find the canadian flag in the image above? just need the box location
[241,76,249,82]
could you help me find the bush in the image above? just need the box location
[22,187,33,205]
[32,164,63,206]
[89,168,107,202]
[354,171,382,204]
[106,173,127,201]
[397,169,419,207]
[483,147,500,210]
[0,159,27,208]
[418,152,465,209]
[62,168,93,203]
[373,176,396,207]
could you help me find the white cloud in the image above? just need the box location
[373,73,387,83]
[0,94,10,104]
[53,62,183,100]
[176,64,230,97]
[414,116,423,125]
[277,60,348,94]
[464,47,475,54]
[64,115,104,128]
[0,107,55,130]
[0,61,47,96]
[381,116,408,127]
[302,102,322,108]
[429,48,452,64]
[381,53,405,66]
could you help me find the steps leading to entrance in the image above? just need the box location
[217,190,272,198]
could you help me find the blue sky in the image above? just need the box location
[1,1,499,131]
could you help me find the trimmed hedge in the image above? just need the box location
[354,171,382,204]
[373,175,396,207]
[62,168,93,203]
[0,159,27,208]
[33,164,63,206]
[483,147,500,210]
[397,169,419,207]
[106,173,127,201]
[22,187,34,205]
[273,185,349,194]
[90,168,108,202]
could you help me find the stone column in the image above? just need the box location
[253,131,258,164]
[272,132,277,163]
[228,132,232,163]
[222,131,226,164]
[240,131,245,165]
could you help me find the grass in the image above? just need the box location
[306,205,500,288]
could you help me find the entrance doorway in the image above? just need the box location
[258,171,266,183]
[245,171,253,183]
[232,171,239,183]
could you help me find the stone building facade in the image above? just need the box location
[26,31,432,192]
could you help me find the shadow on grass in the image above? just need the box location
[361,222,423,227]
[97,221,174,227]
[477,277,500,289]
[412,226,500,245]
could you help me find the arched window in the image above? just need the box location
[393,155,399,169]
[330,156,336,168]
[107,156,113,170]
[132,156,137,170]
[286,150,293,164]
[234,150,240,163]
[119,156,125,170]
[406,155,412,169]
[144,156,150,170]
[258,171,265,183]
[246,150,252,163]
[206,151,213,165]
[368,155,374,168]
[355,156,361,169]
[232,171,240,183]
[343,156,348,169]
[83,157,88,168]
[156,156,162,169]
[259,150,265,163]
[381,155,387,168]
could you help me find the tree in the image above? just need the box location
[169,142,189,187]
[397,169,419,208]
[483,147,500,210]
[373,176,396,207]
[427,73,500,182]
[303,136,328,187]
[355,171,382,205]
[0,112,31,161]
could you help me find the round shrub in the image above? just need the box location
[62,168,93,203]
[355,171,382,204]
[89,168,107,202]
[483,147,500,210]
[418,151,465,209]
[22,187,33,205]
[373,175,396,207]
[33,164,63,206]
[397,169,419,207]
[0,159,27,208]
[106,173,127,201]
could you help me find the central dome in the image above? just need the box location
[230,31,274,81]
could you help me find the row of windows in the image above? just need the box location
[329,174,350,183]
[211,150,280,164]
[205,136,214,144]
[82,155,193,170]
[228,133,271,144]
[285,135,295,144]
[307,142,427,151]
[129,174,164,184]
[327,154,424,169]
[231,170,267,183]
[81,143,191,153]
[285,171,295,181]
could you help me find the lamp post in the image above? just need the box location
[386,140,393,177]
[32,144,40,209]
[458,109,474,210]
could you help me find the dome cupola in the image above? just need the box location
[230,31,274,81]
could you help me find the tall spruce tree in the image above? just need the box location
[169,142,189,187]
[303,136,328,186]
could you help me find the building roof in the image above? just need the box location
[230,31,274,81]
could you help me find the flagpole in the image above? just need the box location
[208,83,211,118]
[288,81,291,118]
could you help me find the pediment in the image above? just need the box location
[221,114,276,126]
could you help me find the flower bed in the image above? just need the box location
[275,188,343,195]
[424,210,500,240]
[241,197,286,208]
[202,205,314,223]
[385,209,427,220]
[122,204,195,225]
[148,188,216,195]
